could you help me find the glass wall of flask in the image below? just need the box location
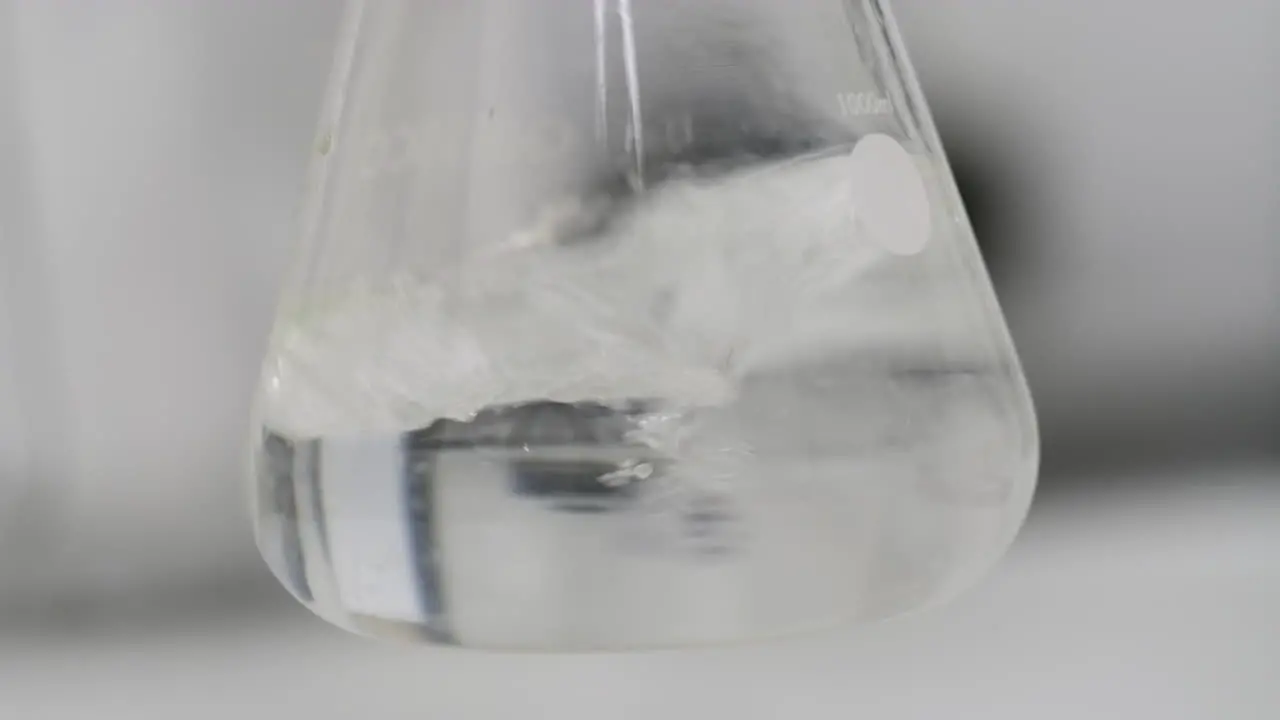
[250,0,1039,651]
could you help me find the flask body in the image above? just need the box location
[251,0,1039,650]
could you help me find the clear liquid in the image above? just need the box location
[253,149,1036,650]
[256,374,1030,651]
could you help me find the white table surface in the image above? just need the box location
[1,464,1276,719]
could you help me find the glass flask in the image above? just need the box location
[250,0,1038,651]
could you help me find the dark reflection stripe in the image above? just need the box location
[262,431,312,603]
[301,440,331,564]
[403,432,454,644]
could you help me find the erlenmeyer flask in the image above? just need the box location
[250,0,1038,651]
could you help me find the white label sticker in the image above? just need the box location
[848,134,931,256]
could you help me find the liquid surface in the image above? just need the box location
[253,148,1037,650]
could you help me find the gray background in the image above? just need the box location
[1,1,1276,717]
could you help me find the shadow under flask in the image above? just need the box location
[249,0,1039,651]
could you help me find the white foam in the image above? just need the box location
[261,146,919,439]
